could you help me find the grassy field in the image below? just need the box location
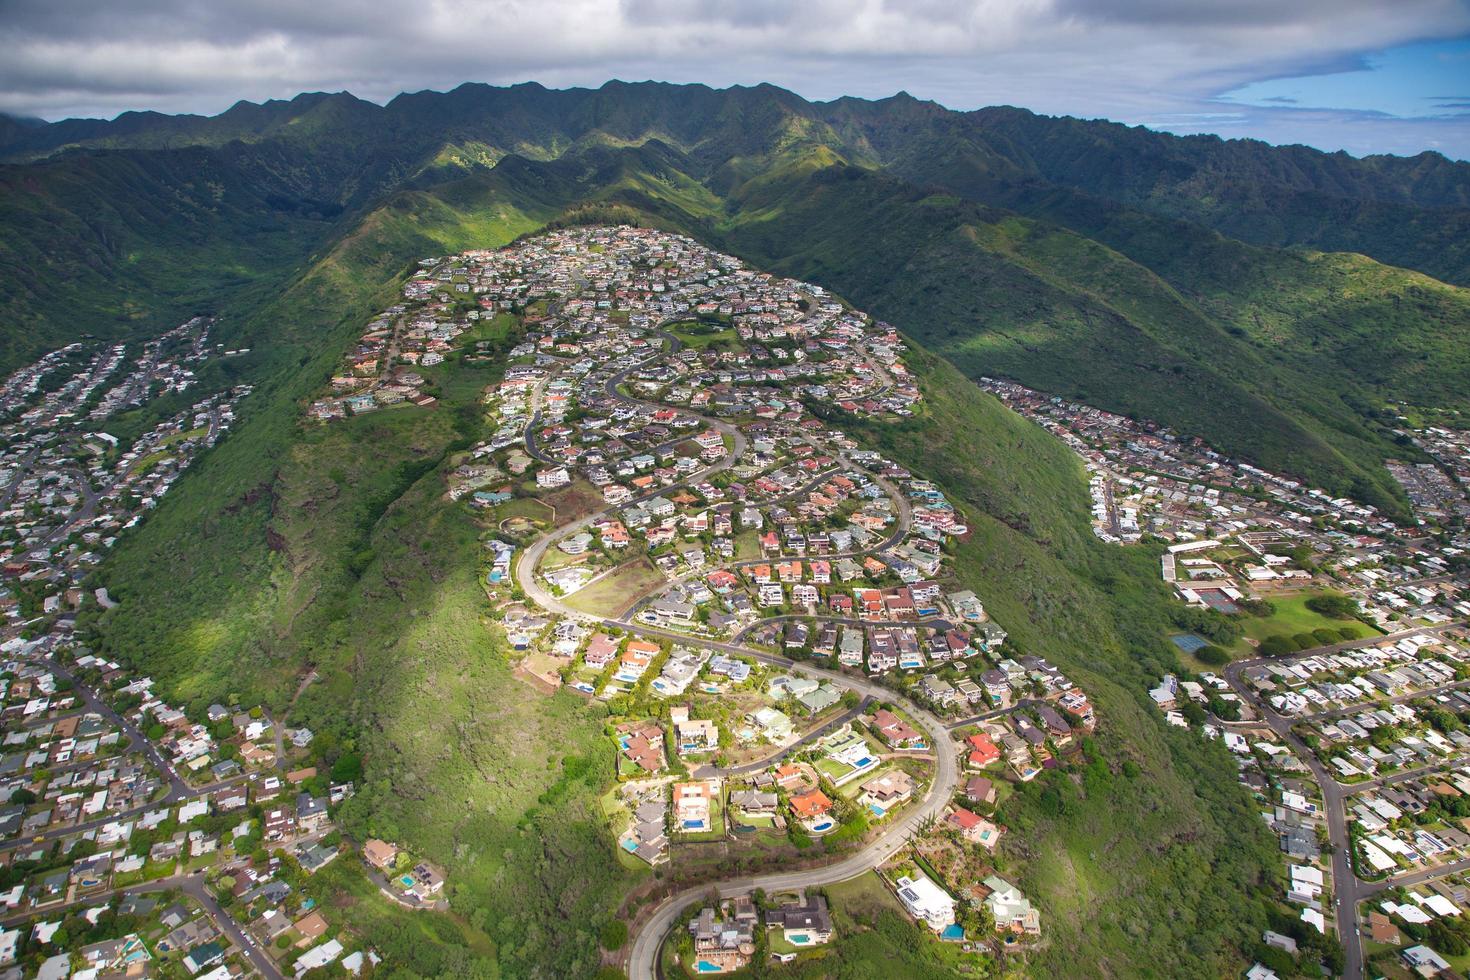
[1232,592,1378,655]
[563,557,665,617]
[668,319,741,352]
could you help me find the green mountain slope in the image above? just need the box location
[3,82,1465,523]
[0,145,336,367]
[10,81,1467,282]
[6,75,1461,979]
[81,172,1284,975]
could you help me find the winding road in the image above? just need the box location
[504,325,962,980]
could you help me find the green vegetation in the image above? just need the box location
[3,82,1465,516]
[1233,592,1376,656]
[831,345,1284,975]
[667,318,740,352]
[562,558,665,617]
[29,81,1468,976]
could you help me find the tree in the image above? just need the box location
[331,751,363,784]
[1260,635,1299,657]
[599,919,628,950]
[1306,594,1359,619]
[1196,645,1231,666]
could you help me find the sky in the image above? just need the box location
[2,0,1469,159]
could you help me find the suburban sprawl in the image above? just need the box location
[1,222,1465,979]
[986,379,1470,979]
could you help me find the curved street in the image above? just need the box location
[503,322,961,980]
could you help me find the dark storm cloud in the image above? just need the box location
[1,0,1467,157]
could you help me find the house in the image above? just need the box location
[1402,945,1451,977]
[673,779,718,833]
[583,633,620,669]
[183,941,226,974]
[895,874,955,931]
[295,793,329,832]
[765,894,834,945]
[750,707,793,742]
[789,789,833,821]
[965,776,996,805]
[871,708,924,749]
[729,789,778,816]
[688,904,755,973]
[797,684,841,716]
[861,770,914,809]
[294,911,328,943]
[982,876,1041,934]
[670,706,719,755]
[965,732,1001,769]
[536,466,571,489]
[947,807,1003,849]
[294,939,344,976]
[616,720,666,773]
[298,842,339,873]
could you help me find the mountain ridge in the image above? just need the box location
[2,79,1468,521]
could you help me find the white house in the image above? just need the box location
[895,874,955,931]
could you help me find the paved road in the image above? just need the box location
[0,659,260,855]
[40,658,192,798]
[0,866,285,979]
[694,698,870,779]
[1289,678,1470,726]
[619,443,914,623]
[503,317,959,980]
[1342,754,1470,797]
[1224,658,1362,979]
[616,623,958,980]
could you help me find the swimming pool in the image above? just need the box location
[696,961,722,973]
[621,839,638,852]
[790,934,809,944]
[868,804,886,817]
[399,875,415,888]
[809,819,834,833]
[941,924,965,941]
[683,819,707,830]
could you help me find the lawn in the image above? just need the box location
[826,870,905,921]
[668,319,741,352]
[733,530,762,561]
[815,757,856,783]
[563,558,666,617]
[1231,591,1380,655]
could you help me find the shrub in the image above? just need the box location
[1259,635,1299,657]
[600,919,628,950]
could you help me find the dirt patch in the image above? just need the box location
[513,653,563,695]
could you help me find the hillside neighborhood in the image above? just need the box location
[983,379,1470,979]
[1,220,1464,979]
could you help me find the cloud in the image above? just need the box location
[0,0,1467,158]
